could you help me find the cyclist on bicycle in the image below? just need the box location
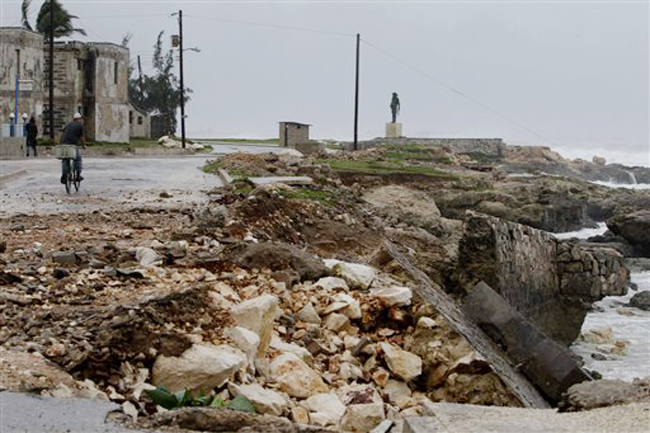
[60,112,86,184]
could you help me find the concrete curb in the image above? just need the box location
[0,168,28,184]
[217,168,233,185]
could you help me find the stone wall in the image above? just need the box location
[0,137,25,157]
[457,212,628,344]
[0,28,44,133]
[351,137,507,158]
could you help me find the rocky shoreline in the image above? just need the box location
[1,143,649,432]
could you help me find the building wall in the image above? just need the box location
[279,122,310,147]
[91,44,129,142]
[129,107,151,138]
[0,28,44,134]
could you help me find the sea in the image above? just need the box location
[552,182,650,381]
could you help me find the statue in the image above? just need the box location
[390,92,400,123]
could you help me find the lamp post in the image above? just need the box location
[172,10,199,149]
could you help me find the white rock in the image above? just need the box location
[371,286,412,307]
[323,313,350,332]
[313,276,349,291]
[297,302,321,324]
[134,247,161,267]
[333,262,376,290]
[225,327,260,369]
[228,383,289,416]
[270,335,313,363]
[230,294,280,357]
[291,406,310,424]
[339,362,364,381]
[384,380,412,409]
[269,352,328,398]
[340,403,386,433]
[122,401,138,421]
[337,383,383,406]
[416,317,437,329]
[152,344,247,393]
[324,293,361,319]
[380,343,422,382]
[323,258,343,271]
[300,392,346,427]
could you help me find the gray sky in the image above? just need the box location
[1,0,648,166]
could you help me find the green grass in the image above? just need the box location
[319,159,457,179]
[203,160,251,178]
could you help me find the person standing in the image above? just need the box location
[25,116,38,157]
[60,113,86,183]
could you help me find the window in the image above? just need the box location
[138,116,143,125]
[114,61,118,85]
[129,111,133,124]
[77,59,83,71]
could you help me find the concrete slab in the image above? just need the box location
[250,176,313,185]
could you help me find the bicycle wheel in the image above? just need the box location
[73,167,81,192]
[65,160,72,194]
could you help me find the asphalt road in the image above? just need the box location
[0,143,282,217]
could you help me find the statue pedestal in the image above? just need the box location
[386,122,402,138]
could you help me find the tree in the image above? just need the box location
[34,0,86,38]
[21,0,33,30]
[129,31,191,136]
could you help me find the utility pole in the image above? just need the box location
[137,55,143,94]
[353,33,360,151]
[178,10,186,149]
[48,0,54,138]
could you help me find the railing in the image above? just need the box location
[0,123,27,138]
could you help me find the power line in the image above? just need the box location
[362,38,558,146]
[184,14,355,38]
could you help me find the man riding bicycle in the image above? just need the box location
[60,112,86,183]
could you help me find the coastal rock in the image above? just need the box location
[628,291,650,311]
[230,294,280,357]
[333,262,376,290]
[380,343,422,382]
[152,344,247,393]
[269,352,328,398]
[608,210,650,256]
[559,378,650,411]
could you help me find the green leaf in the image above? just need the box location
[194,395,212,406]
[210,395,226,407]
[226,395,257,413]
[174,389,190,406]
[146,386,179,410]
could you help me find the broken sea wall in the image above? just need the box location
[457,212,628,345]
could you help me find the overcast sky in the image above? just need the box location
[1,0,648,166]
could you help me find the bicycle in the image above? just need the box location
[55,144,81,194]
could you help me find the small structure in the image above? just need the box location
[279,121,310,148]
[127,102,150,138]
[386,92,403,138]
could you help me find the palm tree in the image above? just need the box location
[21,0,33,30]
[34,0,86,38]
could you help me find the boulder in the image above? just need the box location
[152,344,247,393]
[333,262,377,290]
[559,378,650,411]
[371,286,412,307]
[362,185,441,229]
[224,327,260,368]
[592,156,606,166]
[340,403,385,433]
[313,276,349,291]
[380,343,422,382]
[300,393,346,427]
[134,247,160,267]
[384,380,412,409]
[296,302,321,324]
[221,242,327,281]
[269,352,328,398]
[608,210,650,256]
[323,313,350,333]
[270,335,312,362]
[230,294,280,357]
[628,291,650,311]
[52,251,76,266]
[228,383,289,416]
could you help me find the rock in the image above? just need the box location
[323,313,350,332]
[340,403,386,433]
[333,262,376,290]
[580,326,615,345]
[228,383,289,416]
[152,344,247,393]
[338,384,383,406]
[324,293,362,319]
[559,378,650,411]
[167,241,188,258]
[380,343,422,382]
[52,251,76,265]
[300,393,346,427]
[134,247,160,267]
[384,380,412,409]
[628,291,650,311]
[291,406,310,424]
[230,294,280,357]
[371,286,412,307]
[122,401,138,421]
[296,302,321,324]
[270,335,312,362]
[222,242,327,281]
[313,277,349,291]
[370,420,394,433]
[224,327,260,369]
[363,185,441,229]
[52,268,70,279]
[608,210,650,256]
[151,406,298,432]
[0,240,5,253]
[592,156,607,166]
[269,352,328,398]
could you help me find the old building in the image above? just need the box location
[279,121,310,148]
[128,102,151,138]
[0,27,44,138]
[44,41,130,142]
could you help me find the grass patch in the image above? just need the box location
[203,160,223,174]
[203,160,252,179]
[319,159,457,179]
